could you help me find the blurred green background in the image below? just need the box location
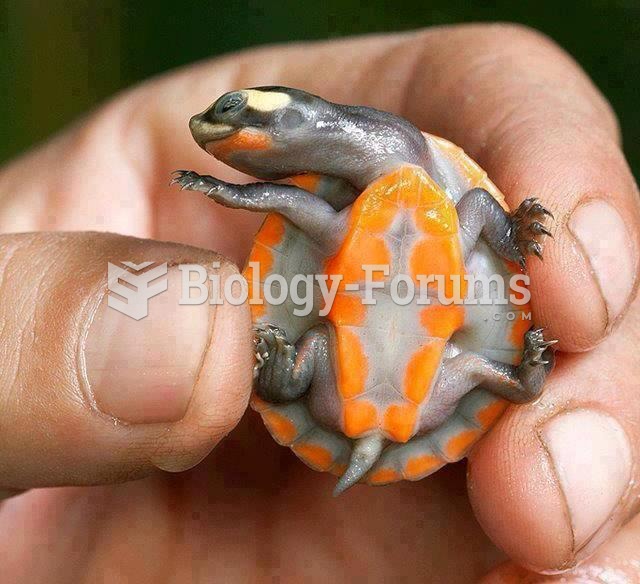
[1,1,638,177]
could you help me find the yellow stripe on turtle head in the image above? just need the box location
[245,89,292,112]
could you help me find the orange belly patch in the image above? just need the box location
[292,442,334,471]
[476,400,509,429]
[327,292,367,326]
[383,403,418,443]
[419,304,465,338]
[343,400,377,437]
[334,329,368,399]
[261,409,298,445]
[367,467,402,485]
[444,429,482,460]
[254,213,286,248]
[403,341,446,403]
[404,453,443,480]
[324,230,391,285]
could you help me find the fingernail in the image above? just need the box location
[569,200,637,325]
[83,265,211,423]
[540,409,631,553]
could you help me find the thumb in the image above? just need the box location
[0,231,253,491]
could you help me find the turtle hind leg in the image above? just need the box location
[254,324,330,404]
[456,187,554,268]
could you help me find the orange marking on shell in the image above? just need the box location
[356,198,399,233]
[419,304,465,338]
[327,292,367,326]
[397,165,444,207]
[244,277,265,319]
[444,429,482,460]
[367,467,401,485]
[343,400,377,437]
[330,463,348,477]
[414,205,457,235]
[249,394,270,412]
[476,400,508,429]
[403,341,445,403]
[246,243,273,282]
[290,174,322,193]
[409,237,467,299]
[325,231,391,286]
[208,129,272,158]
[326,164,463,287]
[292,443,334,471]
[404,454,442,479]
[249,302,266,319]
[261,410,297,445]
[383,403,418,443]
[334,329,368,398]
[254,214,286,248]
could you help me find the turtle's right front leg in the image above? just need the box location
[254,324,329,404]
[456,187,554,268]
[172,170,346,250]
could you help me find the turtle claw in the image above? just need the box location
[521,328,557,369]
[171,170,223,196]
[529,221,553,238]
[253,330,272,378]
[511,197,554,268]
[253,325,299,402]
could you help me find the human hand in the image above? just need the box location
[0,24,638,581]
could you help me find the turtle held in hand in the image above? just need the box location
[173,87,555,495]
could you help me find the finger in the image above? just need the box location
[467,297,640,572]
[480,512,640,582]
[0,232,253,492]
[1,26,637,350]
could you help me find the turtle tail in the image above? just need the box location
[333,434,385,496]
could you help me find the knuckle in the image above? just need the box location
[481,22,562,55]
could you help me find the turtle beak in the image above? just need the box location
[189,112,237,150]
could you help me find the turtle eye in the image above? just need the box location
[214,92,247,116]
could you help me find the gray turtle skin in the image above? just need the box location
[174,87,555,494]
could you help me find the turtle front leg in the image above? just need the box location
[172,170,346,249]
[456,188,553,268]
[253,324,330,404]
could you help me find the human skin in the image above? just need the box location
[0,24,639,582]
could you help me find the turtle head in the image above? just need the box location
[189,86,428,188]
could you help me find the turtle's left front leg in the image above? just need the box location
[456,188,553,268]
[172,170,346,250]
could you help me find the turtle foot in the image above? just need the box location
[511,197,554,269]
[516,327,557,400]
[253,325,298,403]
[171,170,232,203]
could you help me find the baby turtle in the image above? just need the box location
[174,87,555,494]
